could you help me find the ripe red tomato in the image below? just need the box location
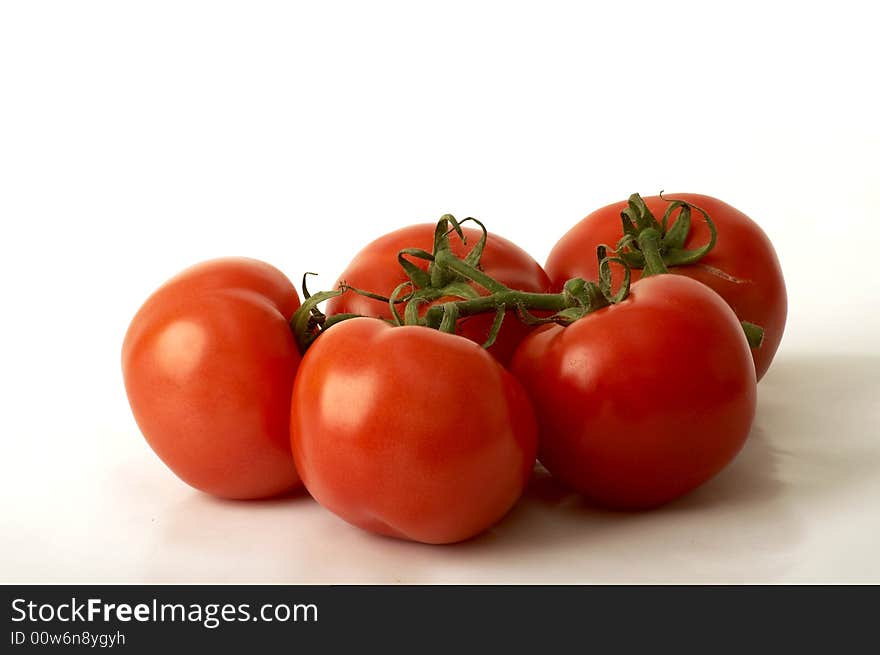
[290,318,538,544]
[510,275,757,509]
[122,258,302,499]
[545,193,786,380]
[326,224,551,365]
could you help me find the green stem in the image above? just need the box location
[636,228,669,277]
[433,250,509,293]
[289,289,344,354]
[615,192,717,271]
[422,288,573,327]
[741,321,764,349]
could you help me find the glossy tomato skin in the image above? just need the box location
[511,275,757,509]
[326,224,551,365]
[122,258,302,499]
[545,193,786,380]
[291,318,538,544]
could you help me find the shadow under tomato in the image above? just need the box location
[208,484,313,505]
[142,484,319,583]
[746,351,880,504]
[453,351,880,582]
[143,351,879,583]
[467,408,792,539]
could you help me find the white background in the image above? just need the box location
[1,1,878,583]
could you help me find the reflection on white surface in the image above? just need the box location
[3,351,878,583]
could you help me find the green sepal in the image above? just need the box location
[481,306,506,348]
[430,281,482,300]
[289,288,345,354]
[614,192,718,271]
[553,307,588,325]
[662,201,691,250]
[461,217,488,268]
[438,302,459,333]
[741,321,764,349]
[397,248,434,289]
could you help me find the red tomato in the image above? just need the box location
[290,318,538,544]
[122,258,302,499]
[326,224,551,365]
[510,275,757,509]
[545,193,786,380]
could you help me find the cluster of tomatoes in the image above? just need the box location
[122,193,786,544]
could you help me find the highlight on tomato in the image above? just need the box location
[122,258,303,499]
[545,193,786,380]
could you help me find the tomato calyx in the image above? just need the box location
[612,193,764,349]
[402,214,497,293]
[383,214,502,316]
[614,192,718,276]
[289,274,351,354]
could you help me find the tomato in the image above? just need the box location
[545,193,786,380]
[510,275,757,509]
[290,318,538,544]
[122,258,302,499]
[326,224,551,365]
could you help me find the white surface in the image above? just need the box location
[1,1,879,583]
